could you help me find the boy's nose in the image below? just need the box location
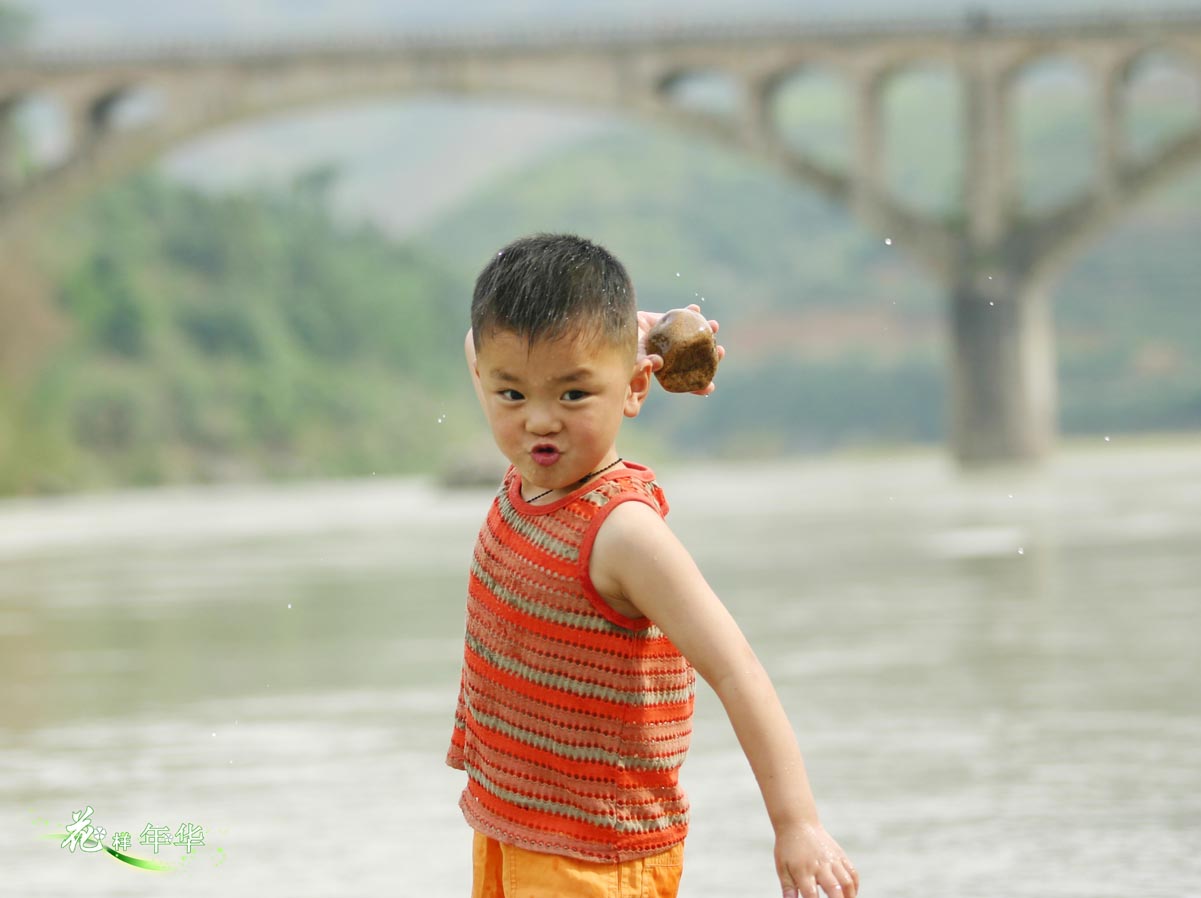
[525,406,561,435]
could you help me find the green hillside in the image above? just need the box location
[0,173,475,494]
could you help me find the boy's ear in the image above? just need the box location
[624,357,654,418]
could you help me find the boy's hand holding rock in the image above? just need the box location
[637,304,724,396]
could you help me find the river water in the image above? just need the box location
[2,440,1199,897]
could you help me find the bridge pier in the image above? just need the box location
[852,72,884,218]
[1096,63,1127,200]
[0,99,21,198]
[948,272,1057,465]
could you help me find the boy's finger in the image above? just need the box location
[817,866,850,898]
[680,302,720,335]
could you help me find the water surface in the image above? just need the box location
[3,441,1199,896]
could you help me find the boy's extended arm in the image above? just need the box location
[591,501,859,898]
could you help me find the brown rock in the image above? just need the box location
[645,308,719,393]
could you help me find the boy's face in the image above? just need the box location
[475,327,652,498]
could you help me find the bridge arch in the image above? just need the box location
[656,67,741,121]
[1116,40,1201,80]
[1009,54,1095,214]
[765,63,850,171]
[0,90,73,184]
[1119,45,1201,161]
[87,82,166,134]
[877,61,963,216]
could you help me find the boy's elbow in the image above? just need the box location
[703,640,769,700]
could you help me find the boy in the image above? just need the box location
[448,233,858,898]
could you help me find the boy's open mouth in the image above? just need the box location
[531,445,561,466]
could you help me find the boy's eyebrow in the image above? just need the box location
[487,368,594,383]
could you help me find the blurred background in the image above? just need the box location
[2,1,1199,896]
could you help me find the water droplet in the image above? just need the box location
[287,603,292,609]
[437,414,446,424]
[1008,494,1014,499]
[675,272,681,277]
[1017,547,1025,555]
[989,301,995,306]
[1104,436,1111,442]
[884,237,892,245]
[212,732,216,737]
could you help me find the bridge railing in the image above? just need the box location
[4,8,1201,69]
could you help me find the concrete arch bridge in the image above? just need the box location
[2,11,1201,464]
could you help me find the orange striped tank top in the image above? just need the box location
[446,461,695,862]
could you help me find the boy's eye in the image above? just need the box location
[562,390,589,402]
[499,389,524,401]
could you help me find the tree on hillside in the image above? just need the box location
[0,2,32,47]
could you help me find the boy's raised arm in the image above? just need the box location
[590,501,859,898]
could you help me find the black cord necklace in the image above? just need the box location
[527,457,624,504]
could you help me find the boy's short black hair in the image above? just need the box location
[471,233,636,356]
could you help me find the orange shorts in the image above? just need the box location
[470,831,684,898]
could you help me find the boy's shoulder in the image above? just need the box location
[581,464,671,530]
[588,464,672,546]
[595,462,668,515]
